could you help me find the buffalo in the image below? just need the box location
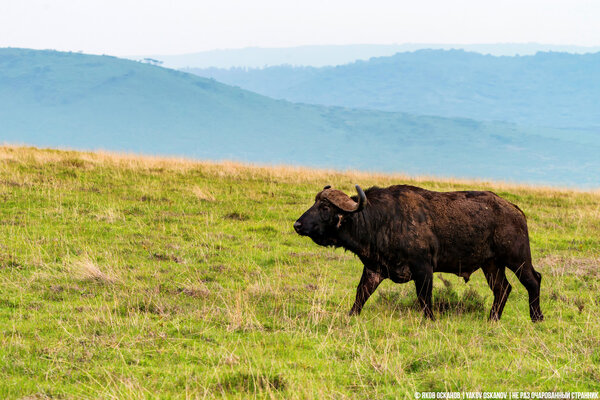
[293,184,543,322]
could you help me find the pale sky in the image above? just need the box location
[1,0,599,56]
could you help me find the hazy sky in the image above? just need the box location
[1,0,599,56]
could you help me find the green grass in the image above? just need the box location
[1,145,599,399]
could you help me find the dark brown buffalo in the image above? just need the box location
[293,184,543,322]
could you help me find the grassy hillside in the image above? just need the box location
[1,145,599,398]
[188,49,600,131]
[2,48,600,187]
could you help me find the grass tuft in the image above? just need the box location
[70,257,117,284]
[192,186,217,202]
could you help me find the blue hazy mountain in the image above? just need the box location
[186,50,600,131]
[1,48,599,187]
[134,43,600,69]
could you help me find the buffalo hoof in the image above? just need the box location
[348,308,360,316]
[531,312,544,323]
[422,308,435,321]
[423,312,436,321]
[488,311,501,321]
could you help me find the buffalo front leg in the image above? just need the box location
[349,267,383,316]
[411,263,435,320]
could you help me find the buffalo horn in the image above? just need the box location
[354,185,366,212]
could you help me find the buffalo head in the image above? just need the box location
[294,185,366,246]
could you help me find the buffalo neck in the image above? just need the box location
[337,210,379,259]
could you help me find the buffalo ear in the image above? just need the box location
[320,186,365,213]
[323,185,331,190]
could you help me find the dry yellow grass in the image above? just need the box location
[2,144,598,195]
[191,186,217,202]
[69,256,117,284]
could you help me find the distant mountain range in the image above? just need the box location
[186,49,600,131]
[132,43,600,69]
[1,48,599,187]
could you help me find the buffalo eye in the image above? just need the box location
[319,204,332,219]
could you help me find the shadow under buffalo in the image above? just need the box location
[376,285,487,317]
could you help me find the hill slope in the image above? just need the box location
[186,49,600,130]
[1,146,599,398]
[1,48,600,187]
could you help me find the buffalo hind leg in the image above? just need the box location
[507,262,544,322]
[482,261,512,321]
[411,263,435,320]
[349,267,383,316]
